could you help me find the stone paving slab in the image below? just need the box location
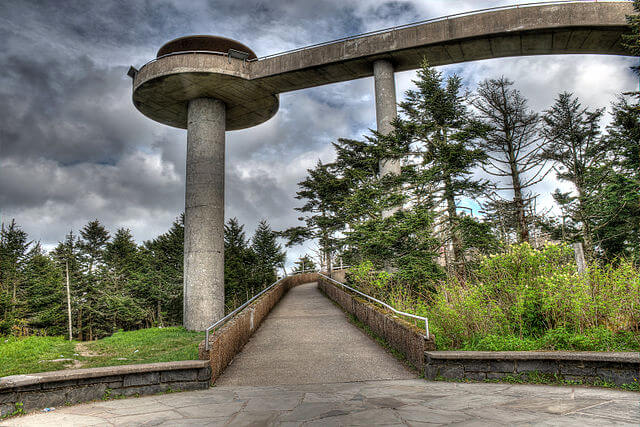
[3,379,638,426]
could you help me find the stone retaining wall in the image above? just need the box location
[198,272,318,383]
[0,360,210,416]
[318,275,435,370]
[424,351,640,386]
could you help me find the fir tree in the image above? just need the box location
[251,220,285,287]
[142,215,184,325]
[596,96,640,260]
[0,220,31,330]
[540,93,605,257]
[473,77,547,243]
[293,254,316,272]
[398,61,488,275]
[282,160,346,271]
[79,219,110,274]
[52,231,83,338]
[23,244,66,335]
[224,218,256,306]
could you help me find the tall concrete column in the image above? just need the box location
[373,59,400,218]
[183,97,226,331]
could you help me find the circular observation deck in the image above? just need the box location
[132,35,278,131]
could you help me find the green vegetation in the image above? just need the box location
[346,244,640,352]
[0,335,76,376]
[284,4,640,354]
[0,327,203,377]
[436,371,640,392]
[0,214,283,340]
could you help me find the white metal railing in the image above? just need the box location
[318,273,430,339]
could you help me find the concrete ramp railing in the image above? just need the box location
[198,271,318,383]
[253,0,628,61]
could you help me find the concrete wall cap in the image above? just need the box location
[424,351,640,363]
[0,360,209,390]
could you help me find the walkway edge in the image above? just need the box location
[198,272,318,383]
[317,275,435,370]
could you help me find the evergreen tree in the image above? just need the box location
[251,220,285,287]
[23,244,66,335]
[595,96,640,260]
[398,61,488,275]
[293,255,316,272]
[473,77,547,243]
[79,219,110,274]
[102,228,147,334]
[76,219,110,340]
[224,218,256,307]
[540,92,605,257]
[0,220,31,332]
[52,231,83,338]
[282,160,346,271]
[142,216,184,325]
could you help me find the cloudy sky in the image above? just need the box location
[0,0,636,266]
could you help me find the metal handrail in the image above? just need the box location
[204,270,318,350]
[318,273,430,339]
[251,0,630,61]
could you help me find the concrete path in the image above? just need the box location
[216,282,415,386]
[6,379,639,426]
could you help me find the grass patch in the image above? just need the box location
[458,328,640,352]
[0,327,204,377]
[434,371,640,392]
[81,327,203,368]
[0,336,77,377]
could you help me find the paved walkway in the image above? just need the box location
[216,282,415,386]
[6,379,639,426]
[4,282,640,425]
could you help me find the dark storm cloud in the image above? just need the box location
[0,55,137,164]
[0,0,635,266]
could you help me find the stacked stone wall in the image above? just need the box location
[198,272,319,382]
[0,361,210,417]
[424,351,640,386]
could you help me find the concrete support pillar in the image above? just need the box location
[373,59,400,218]
[184,97,226,331]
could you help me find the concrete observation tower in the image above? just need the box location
[130,35,398,331]
[130,36,278,331]
[129,36,400,330]
[130,2,632,331]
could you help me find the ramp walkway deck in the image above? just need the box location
[216,281,415,386]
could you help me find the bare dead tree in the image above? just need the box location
[473,77,549,243]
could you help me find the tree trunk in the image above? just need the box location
[444,174,464,276]
[65,261,73,341]
[157,300,162,327]
[575,183,594,259]
[77,308,83,341]
[510,164,530,243]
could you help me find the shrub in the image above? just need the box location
[348,243,640,351]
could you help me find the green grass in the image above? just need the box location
[0,336,77,376]
[457,328,640,352]
[435,370,640,392]
[0,327,204,377]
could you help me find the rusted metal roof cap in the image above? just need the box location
[157,35,257,59]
